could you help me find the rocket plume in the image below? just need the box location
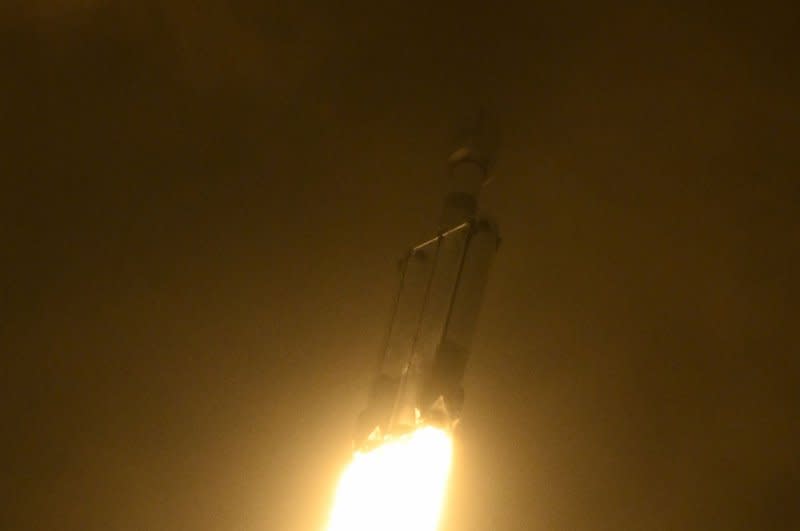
[326,427,453,531]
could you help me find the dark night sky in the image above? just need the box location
[2,2,799,530]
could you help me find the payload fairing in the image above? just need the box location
[355,146,499,449]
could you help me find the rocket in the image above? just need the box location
[355,145,499,450]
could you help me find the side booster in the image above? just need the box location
[356,147,499,449]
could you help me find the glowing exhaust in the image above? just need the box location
[326,427,453,531]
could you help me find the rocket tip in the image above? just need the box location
[448,105,499,186]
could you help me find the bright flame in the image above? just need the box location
[326,427,453,531]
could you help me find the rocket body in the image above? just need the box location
[355,150,498,449]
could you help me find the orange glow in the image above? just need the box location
[326,427,453,531]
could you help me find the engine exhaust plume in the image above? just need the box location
[326,427,453,531]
